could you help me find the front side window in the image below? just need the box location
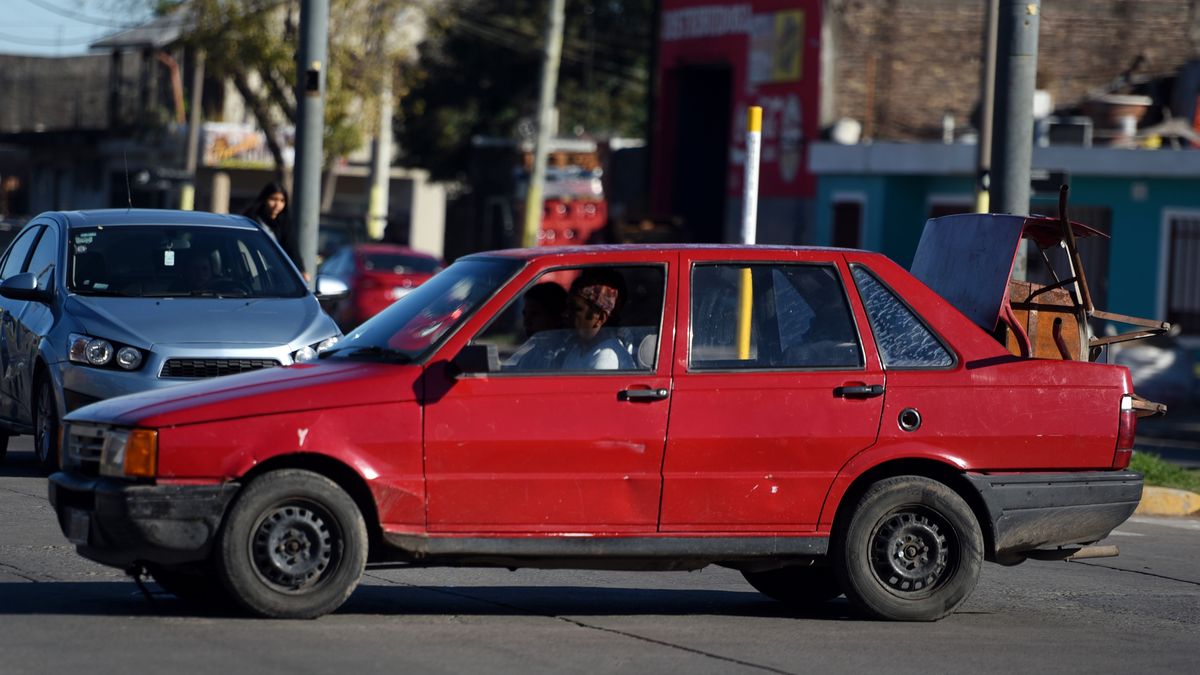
[851,265,954,368]
[0,226,40,280]
[471,265,666,373]
[690,263,863,370]
[68,225,306,298]
[327,257,521,363]
[26,227,58,289]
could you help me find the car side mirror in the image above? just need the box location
[315,275,349,298]
[450,343,500,377]
[0,272,52,303]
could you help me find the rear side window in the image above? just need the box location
[690,263,863,370]
[851,265,954,368]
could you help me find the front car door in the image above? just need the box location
[0,224,45,424]
[422,251,678,533]
[660,249,886,532]
[10,222,60,425]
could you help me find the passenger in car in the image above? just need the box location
[505,282,571,370]
[561,270,634,370]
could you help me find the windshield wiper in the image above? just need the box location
[73,288,130,297]
[320,345,412,363]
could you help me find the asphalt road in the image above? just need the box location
[2,436,1198,675]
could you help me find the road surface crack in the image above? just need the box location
[363,573,797,674]
[1069,560,1200,587]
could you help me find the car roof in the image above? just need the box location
[463,243,870,261]
[40,209,259,231]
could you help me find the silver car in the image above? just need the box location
[0,209,340,472]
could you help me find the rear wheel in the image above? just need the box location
[833,475,983,621]
[33,379,60,474]
[0,434,8,464]
[216,469,367,619]
[742,565,842,606]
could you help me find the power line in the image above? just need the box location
[0,29,108,46]
[21,0,144,29]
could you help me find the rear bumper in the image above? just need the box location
[966,471,1142,559]
[48,471,239,569]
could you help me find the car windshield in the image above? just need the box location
[326,257,522,362]
[69,225,307,298]
[362,252,441,275]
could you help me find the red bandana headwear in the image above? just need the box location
[576,284,618,314]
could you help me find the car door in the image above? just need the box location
[0,225,43,423]
[422,253,677,533]
[659,250,886,532]
[9,223,60,425]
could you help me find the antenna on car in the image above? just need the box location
[123,150,133,210]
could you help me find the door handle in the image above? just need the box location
[618,388,670,402]
[835,384,885,398]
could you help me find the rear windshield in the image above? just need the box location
[362,252,441,275]
[69,225,307,298]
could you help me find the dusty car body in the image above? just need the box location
[48,243,1142,620]
[0,209,340,472]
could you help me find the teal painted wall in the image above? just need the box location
[816,173,1200,321]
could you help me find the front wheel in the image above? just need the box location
[833,476,983,621]
[216,469,367,619]
[33,379,60,474]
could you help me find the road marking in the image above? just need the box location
[1128,516,1200,531]
[1106,530,1144,537]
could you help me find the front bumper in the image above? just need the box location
[966,470,1143,559]
[48,471,240,568]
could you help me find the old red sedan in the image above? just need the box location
[49,244,1142,620]
[316,243,442,329]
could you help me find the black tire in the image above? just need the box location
[833,475,983,621]
[742,565,842,606]
[0,433,9,464]
[33,378,60,474]
[147,564,233,608]
[216,469,367,619]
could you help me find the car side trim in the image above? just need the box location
[383,533,829,566]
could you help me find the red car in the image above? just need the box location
[49,243,1142,621]
[317,243,441,329]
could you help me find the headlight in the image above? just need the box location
[293,336,339,363]
[292,346,318,363]
[69,333,145,370]
[99,428,158,478]
[116,346,143,370]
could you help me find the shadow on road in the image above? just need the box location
[0,450,44,478]
[0,580,859,621]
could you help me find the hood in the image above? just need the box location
[65,360,422,428]
[65,295,336,348]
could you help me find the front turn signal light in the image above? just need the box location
[123,429,158,477]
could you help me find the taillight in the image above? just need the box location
[1114,394,1136,468]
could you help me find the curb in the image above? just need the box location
[1136,486,1200,517]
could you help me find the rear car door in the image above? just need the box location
[660,250,885,532]
[423,252,678,532]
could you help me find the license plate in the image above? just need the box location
[65,508,90,545]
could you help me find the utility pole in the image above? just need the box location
[992,0,1040,279]
[180,49,205,211]
[367,75,393,241]
[521,0,566,248]
[975,0,998,214]
[295,0,330,284]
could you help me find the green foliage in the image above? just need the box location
[1130,451,1200,493]
[167,0,412,170]
[399,0,653,181]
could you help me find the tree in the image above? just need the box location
[399,0,653,181]
[160,0,415,182]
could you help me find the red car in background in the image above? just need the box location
[317,243,441,329]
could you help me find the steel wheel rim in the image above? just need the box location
[249,499,343,594]
[868,506,958,598]
[35,383,54,464]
